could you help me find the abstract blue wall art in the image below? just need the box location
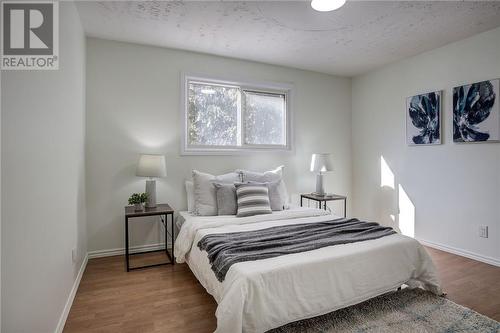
[406,91,441,145]
[453,79,499,143]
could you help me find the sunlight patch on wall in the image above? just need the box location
[380,156,395,189]
[398,184,415,238]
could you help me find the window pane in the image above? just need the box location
[188,82,239,146]
[244,91,286,145]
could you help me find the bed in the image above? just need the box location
[174,207,442,333]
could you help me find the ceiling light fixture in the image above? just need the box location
[311,0,346,12]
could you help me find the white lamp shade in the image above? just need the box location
[136,154,167,178]
[310,153,334,172]
[311,0,346,12]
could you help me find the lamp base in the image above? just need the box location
[145,180,157,208]
[315,173,325,196]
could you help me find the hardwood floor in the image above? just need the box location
[64,247,500,332]
[425,247,500,321]
[64,252,217,333]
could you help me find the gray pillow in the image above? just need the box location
[213,183,237,215]
[248,180,285,211]
[192,170,241,216]
[235,183,272,217]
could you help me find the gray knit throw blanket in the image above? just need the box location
[197,218,396,282]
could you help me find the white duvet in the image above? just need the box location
[174,208,442,333]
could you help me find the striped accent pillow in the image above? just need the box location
[235,183,272,217]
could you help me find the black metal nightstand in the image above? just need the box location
[300,193,347,218]
[124,203,174,271]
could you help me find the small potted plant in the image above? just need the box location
[128,192,148,211]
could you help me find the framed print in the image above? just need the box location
[453,79,499,143]
[406,91,441,145]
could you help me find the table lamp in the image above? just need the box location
[136,154,167,208]
[310,153,333,196]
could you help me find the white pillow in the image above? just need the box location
[236,166,289,208]
[192,170,241,216]
[185,180,194,212]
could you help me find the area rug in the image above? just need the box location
[269,288,500,333]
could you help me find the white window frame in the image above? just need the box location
[181,73,294,155]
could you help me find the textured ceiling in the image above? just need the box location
[76,1,500,76]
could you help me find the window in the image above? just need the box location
[182,75,292,154]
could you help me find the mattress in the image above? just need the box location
[174,207,442,333]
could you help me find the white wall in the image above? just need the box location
[86,38,352,253]
[352,27,500,265]
[0,60,2,331]
[1,2,87,332]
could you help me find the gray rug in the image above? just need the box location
[270,288,500,333]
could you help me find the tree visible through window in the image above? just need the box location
[244,91,286,145]
[185,77,290,153]
[188,83,240,146]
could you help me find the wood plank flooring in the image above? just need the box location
[64,247,500,332]
[64,252,217,333]
[425,247,500,321]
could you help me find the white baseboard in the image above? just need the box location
[418,238,500,267]
[87,243,166,259]
[55,254,88,333]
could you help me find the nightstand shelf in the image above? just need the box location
[300,193,347,218]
